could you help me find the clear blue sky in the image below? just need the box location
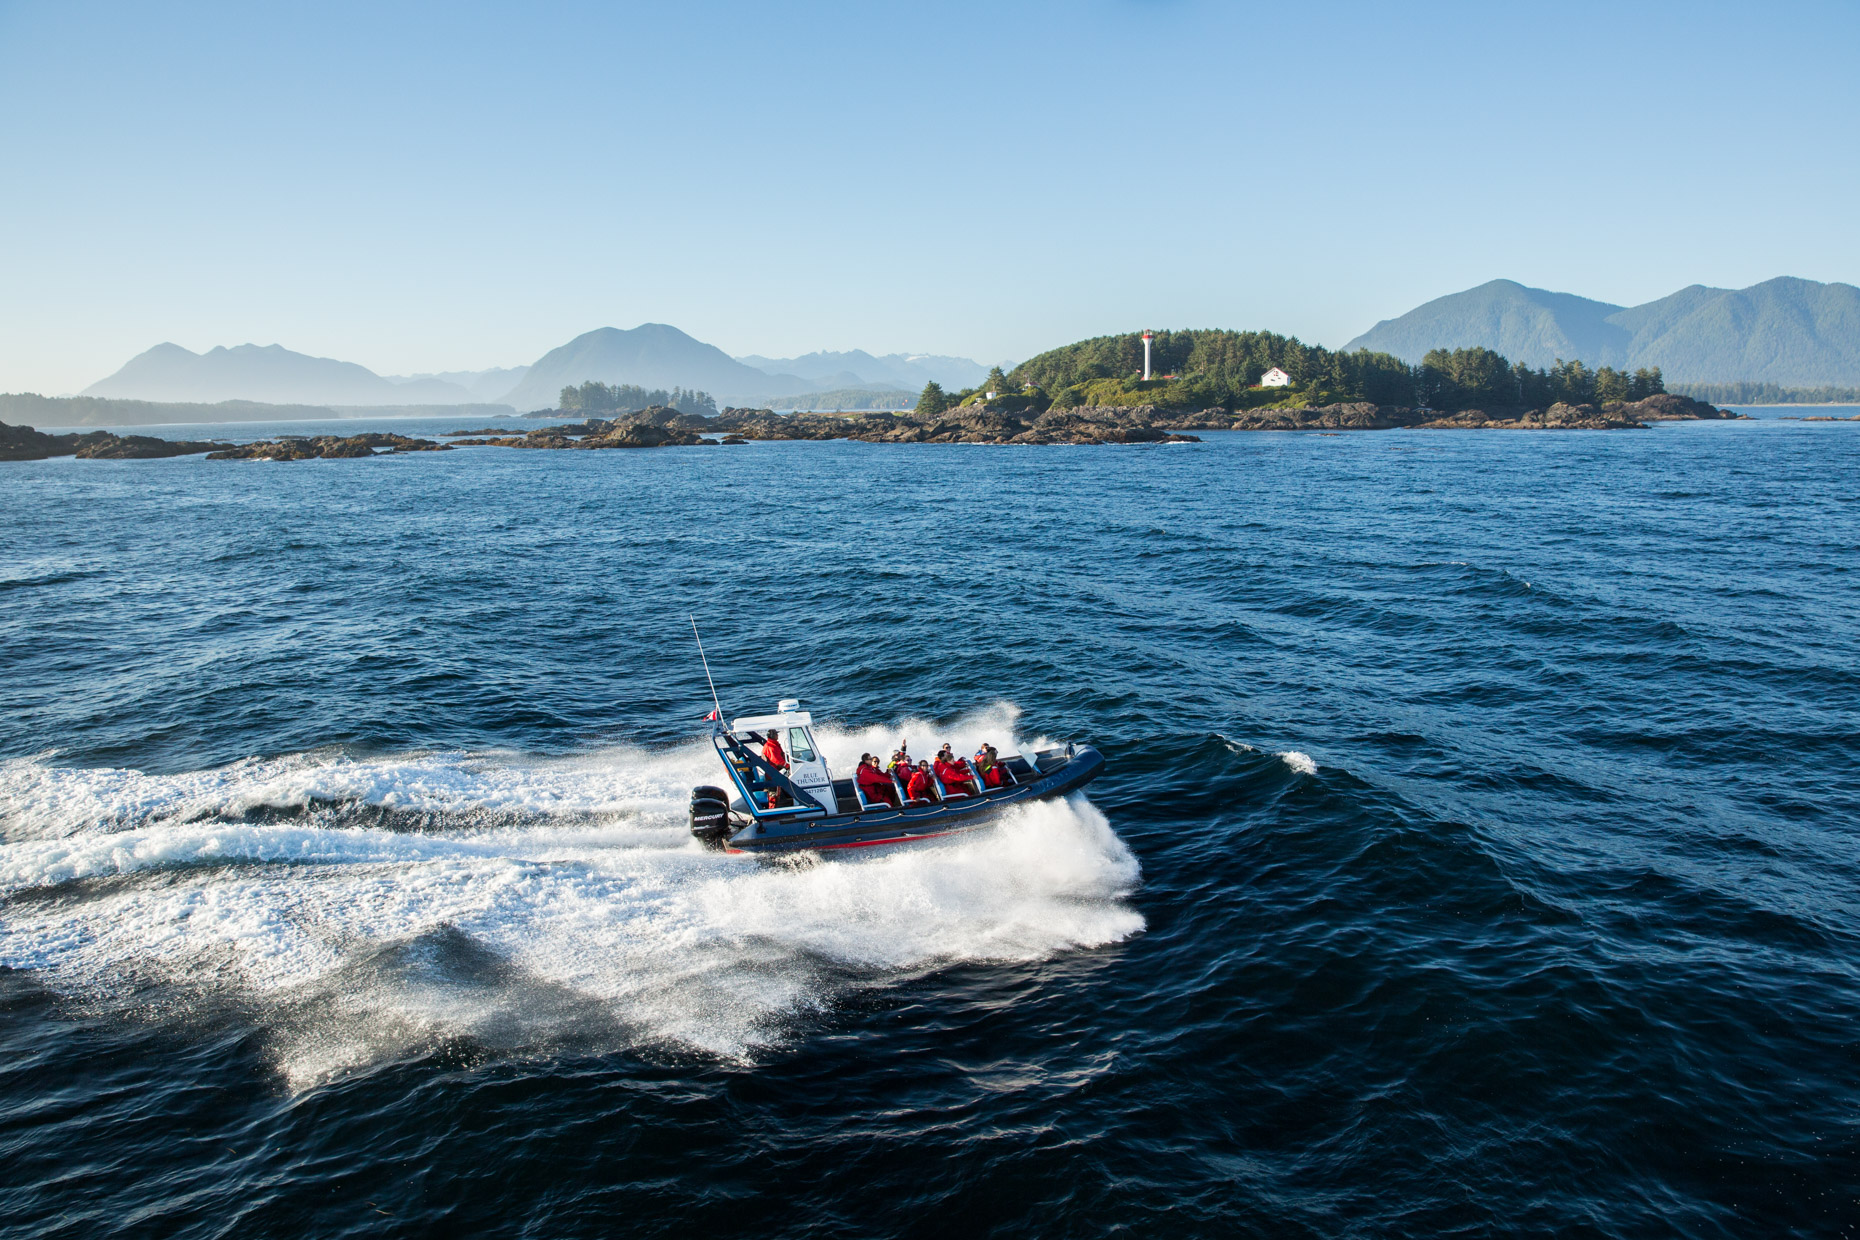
[1,0,1855,393]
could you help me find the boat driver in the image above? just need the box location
[762,729,790,808]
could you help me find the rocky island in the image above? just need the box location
[1,391,1738,466]
[434,390,1730,452]
[204,432,453,460]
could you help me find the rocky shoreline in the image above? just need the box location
[1165,392,1734,433]
[1,421,224,461]
[446,392,1732,448]
[0,393,1738,463]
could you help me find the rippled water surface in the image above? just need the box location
[3,418,1858,1237]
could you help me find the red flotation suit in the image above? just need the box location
[856,763,899,807]
[936,758,979,795]
[758,733,791,808]
[906,769,935,802]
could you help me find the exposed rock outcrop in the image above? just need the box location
[445,411,708,449]
[1613,393,1742,422]
[206,433,452,461]
[1416,402,1647,430]
[0,420,221,461]
[1180,403,1416,431]
[74,433,228,458]
[1408,393,1740,430]
[704,404,1200,445]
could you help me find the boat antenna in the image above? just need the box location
[690,615,724,722]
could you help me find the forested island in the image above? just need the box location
[1672,381,1860,406]
[909,330,1680,420]
[554,382,717,417]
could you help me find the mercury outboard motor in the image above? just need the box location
[689,785,733,849]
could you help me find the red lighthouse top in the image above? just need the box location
[1142,331,1153,340]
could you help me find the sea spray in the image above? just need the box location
[0,715,1140,1084]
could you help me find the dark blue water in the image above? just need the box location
[3,417,1858,1238]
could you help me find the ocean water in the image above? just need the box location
[2,418,1857,1237]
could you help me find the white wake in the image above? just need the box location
[0,706,1142,1086]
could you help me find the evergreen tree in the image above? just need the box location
[983,367,1010,396]
[1593,367,1631,405]
[915,381,951,418]
[1626,367,1664,400]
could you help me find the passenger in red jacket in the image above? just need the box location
[935,753,980,796]
[856,754,900,808]
[974,746,1007,789]
[906,761,937,803]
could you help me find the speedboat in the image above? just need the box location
[687,700,1104,854]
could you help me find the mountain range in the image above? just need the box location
[80,343,523,406]
[77,329,988,411]
[1345,277,1860,385]
[73,278,1859,413]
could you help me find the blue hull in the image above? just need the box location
[722,745,1105,854]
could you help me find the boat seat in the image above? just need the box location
[934,775,975,801]
[893,771,939,803]
[854,772,907,811]
[973,755,1016,790]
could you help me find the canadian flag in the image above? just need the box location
[704,708,720,721]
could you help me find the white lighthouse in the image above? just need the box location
[1141,331,1153,381]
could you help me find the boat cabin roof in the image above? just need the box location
[731,710,814,732]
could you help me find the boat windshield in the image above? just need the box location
[786,727,817,763]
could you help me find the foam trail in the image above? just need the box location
[0,710,1141,1086]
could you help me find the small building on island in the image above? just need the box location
[1259,367,1293,388]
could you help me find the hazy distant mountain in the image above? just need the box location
[81,328,981,414]
[1346,277,1860,384]
[85,342,478,405]
[385,366,529,403]
[501,324,810,410]
[764,387,916,412]
[736,349,989,393]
